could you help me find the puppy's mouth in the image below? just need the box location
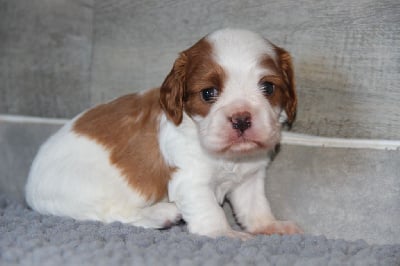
[217,131,280,156]
[222,139,264,154]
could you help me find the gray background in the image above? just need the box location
[1,0,399,245]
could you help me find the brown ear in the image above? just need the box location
[159,53,187,125]
[275,46,297,127]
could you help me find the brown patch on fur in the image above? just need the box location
[73,89,173,202]
[159,53,187,125]
[273,46,297,125]
[160,38,225,124]
[260,56,280,74]
[260,48,297,126]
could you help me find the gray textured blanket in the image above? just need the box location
[1,195,399,266]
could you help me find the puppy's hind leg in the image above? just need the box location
[132,202,182,229]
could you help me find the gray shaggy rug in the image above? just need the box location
[1,195,399,266]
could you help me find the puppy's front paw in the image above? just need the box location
[212,230,253,241]
[224,230,253,240]
[253,221,303,235]
[210,229,253,241]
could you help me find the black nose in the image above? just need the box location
[231,112,252,133]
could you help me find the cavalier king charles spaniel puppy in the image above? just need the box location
[26,28,301,239]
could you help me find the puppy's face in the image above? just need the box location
[160,29,297,157]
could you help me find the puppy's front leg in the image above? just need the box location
[168,174,251,240]
[228,169,303,235]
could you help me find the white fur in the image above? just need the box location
[160,113,276,237]
[25,29,300,239]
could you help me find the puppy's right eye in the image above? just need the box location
[200,87,219,103]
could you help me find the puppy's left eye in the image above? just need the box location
[260,81,275,96]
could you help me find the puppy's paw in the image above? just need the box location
[157,203,182,228]
[224,230,253,240]
[210,229,253,241]
[253,220,303,235]
[135,202,182,229]
[162,212,182,228]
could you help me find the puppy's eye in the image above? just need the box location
[200,87,219,103]
[260,81,275,96]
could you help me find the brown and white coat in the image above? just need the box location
[25,28,301,239]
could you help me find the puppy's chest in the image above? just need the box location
[213,160,264,204]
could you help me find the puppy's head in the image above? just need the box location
[160,29,297,157]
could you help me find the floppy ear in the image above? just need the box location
[159,53,187,125]
[275,46,297,127]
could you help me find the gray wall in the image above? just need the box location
[0,0,94,117]
[1,0,400,139]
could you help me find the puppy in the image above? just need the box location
[25,28,301,239]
